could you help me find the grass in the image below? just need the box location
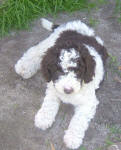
[80,146,87,150]
[108,54,121,78]
[79,125,121,150]
[103,125,121,149]
[89,17,100,27]
[115,0,121,22]
[0,0,120,37]
[109,125,121,134]
[0,0,97,37]
[95,125,121,150]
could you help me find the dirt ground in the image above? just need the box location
[0,1,121,150]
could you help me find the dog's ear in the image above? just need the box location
[100,46,108,63]
[82,50,96,83]
[41,49,59,82]
[41,53,54,82]
[41,62,52,82]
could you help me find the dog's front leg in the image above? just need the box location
[64,97,99,149]
[35,82,60,130]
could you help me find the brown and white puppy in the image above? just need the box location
[15,18,108,149]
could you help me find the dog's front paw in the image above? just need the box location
[64,129,82,149]
[34,110,53,130]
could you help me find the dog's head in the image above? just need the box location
[41,46,96,95]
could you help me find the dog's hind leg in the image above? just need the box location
[15,28,60,79]
[15,43,45,79]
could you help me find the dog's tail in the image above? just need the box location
[41,18,59,31]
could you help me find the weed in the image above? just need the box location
[108,54,121,78]
[89,17,99,27]
[109,125,121,135]
[115,0,121,22]
[80,146,87,150]
[105,136,114,147]
[106,125,121,147]
[95,125,121,150]
[95,148,103,150]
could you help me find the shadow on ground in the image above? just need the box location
[0,1,121,150]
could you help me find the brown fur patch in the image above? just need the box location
[55,30,108,63]
[41,30,108,83]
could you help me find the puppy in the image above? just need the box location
[15,18,108,149]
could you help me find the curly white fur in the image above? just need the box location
[60,48,79,73]
[35,82,60,130]
[15,19,105,149]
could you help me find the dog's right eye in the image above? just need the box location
[52,71,64,81]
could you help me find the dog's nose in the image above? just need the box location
[64,87,73,94]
